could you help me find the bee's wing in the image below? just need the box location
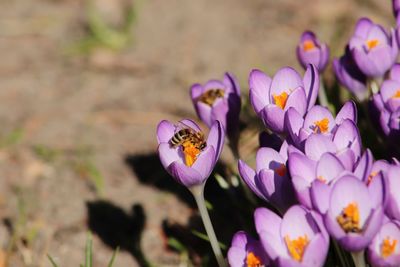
[175,120,201,133]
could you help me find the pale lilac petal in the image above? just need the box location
[158,143,183,168]
[285,107,304,144]
[206,120,224,162]
[157,120,175,144]
[238,160,265,200]
[256,147,285,173]
[301,234,329,267]
[336,101,357,124]
[261,105,286,133]
[249,69,272,113]
[316,152,345,183]
[190,83,204,100]
[284,87,307,116]
[192,146,215,180]
[303,64,320,110]
[303,105,335,134]
[270,67,303,99]
[196,102,212,127]
[305,134,336,160]
[167,162,204,187]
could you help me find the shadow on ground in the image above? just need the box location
[124,152,261,266]
[86,200,152,267]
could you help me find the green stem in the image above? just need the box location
[318,79,329,108]
[190,184,227,267]
[351,250,366,267]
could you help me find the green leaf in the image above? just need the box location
[107,247,119,267]
[85,233,93,267]
[47,255,59,267]
[167,237,186,253]
[191,230,226,250]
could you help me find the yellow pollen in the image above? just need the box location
[246,252,262,267]
[273,92,289,110]
[182,141,201,167]
[313,118,329,133]
[392,90,400,99]
[366,39,379,51]
[317,176,327,183]
[381,237,397,258]
[197,89,225,106]
[285,235,309,262]
[336,202,361,233]
[275,164,286,177]
[303,40,316,52]
[367,171,378,186]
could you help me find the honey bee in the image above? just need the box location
[197,89,225,106]
[169,123,207,150]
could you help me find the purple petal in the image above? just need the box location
[285,107,304,144]
[288,152,317,181]
[270,67,303,100]
[303,105,335,134]
[192,146,215,180]
[354,149,374,181]
[305,134,336,160]
[285,87,307,116]
[249,69,272,113]
[281,205,319,240]
[301,234,329,267]
[223,72,240,96]
[190,83,204,101]
[167,162,204,187]
[254,207,282,235]
[303,64,320,110]
[354,18,374,39]
[292,175,313,208]
[196,102,212,127]
[207,120,224,162]
[261,105,286,133]
[311,180,331,214]
[336,101,357,124]
[316,152,345,183]
[256,147,285,173]
[157,120,175,144]
[238,160,265,200]
[158,143,183,169]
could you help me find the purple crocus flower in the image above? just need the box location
[368,221,400,267]
[285,101,357,146]
[238,142,296,213]
[313,174,384,251]
[385,165,400,221]
[254,205,329,267]
[297,31,330,72]
[394,0,400,25]
[349,18,398,78]
[156,119,224,188]
[333,46,368,100]
[249,65,319,133]
[227,231,270,267]
[372,64,400,139]
[190,73,241,140]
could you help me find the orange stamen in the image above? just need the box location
[381,237,397,258]
[246,252,262,267]
[366,39,379,51]
[284,235,309,262]
[303,40,316,52]
[336,202,361,233]
[367,171,378,186]
[313,118,329,133]
[275,164,286,177]
[182,142,201,167]
[273,92,289,110]
[392,90,400,99]
[317,176,327,183]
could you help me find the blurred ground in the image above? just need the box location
[0,0,393,266]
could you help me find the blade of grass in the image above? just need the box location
[47,255,59,267]
[85,233,93,267]
[191,230,226,250]
[107,247,119,267]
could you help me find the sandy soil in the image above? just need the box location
[0,0,392,266]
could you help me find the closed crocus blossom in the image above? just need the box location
[372,64,400,139]
[368,221,400,267]
[249,65,319,133]
[385,165,400,221]
[297,31,329,72]
[190,73,241,140]
[228,231,269,267]
[254,205,329,267]
[314,174,384,251]
[349,17,398,78]
[238,142,296,213]
[333,46,368,100]
[156,119,224,188]
[285,101,357,146]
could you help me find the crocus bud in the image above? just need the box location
[297,31,330,72]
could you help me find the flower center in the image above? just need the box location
[392,90,400,99]
[336,202,361,233]
[273,92,289,110]
[381,237,397,258]
[246,252,262,267]
[303,40,316,52]
[284,235,309,262]
[317,176,327,183]
[366,39,379,51]
[182,141,201,167]
[367,171,378,186]
[275,164,286,177]
[313,118,329,133]
[197,89,225,106]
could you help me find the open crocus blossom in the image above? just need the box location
[372,64,400,139]
[349,17,398,78]
[296,31,329,72]
[368,221,400,267]
[227,231,270,267]
[285,101,357,146]
[190,73,241,140]
[315,174,384,251]
[156,119,224,188]
[333,46,368,101]
[254,205,329,267]
[249,65,319,133]
[238,142,296,213]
